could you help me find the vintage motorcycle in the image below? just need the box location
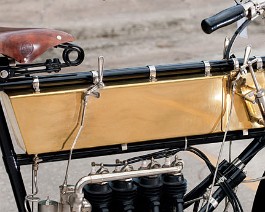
[1,1,265,211]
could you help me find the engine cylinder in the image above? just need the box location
[83,182,112,212]
[110,179,137,212]
[161,173,187,212]
[135,175,163,212]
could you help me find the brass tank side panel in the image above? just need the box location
[10,77,224,154]
[10,92,83,153]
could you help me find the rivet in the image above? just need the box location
[0,70,9,78]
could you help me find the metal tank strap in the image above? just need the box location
[147,65,157,82]
[202,61,211,77]
[32,76,40,93]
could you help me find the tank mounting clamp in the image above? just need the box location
[202,61,212,77]
[147,65,157,82]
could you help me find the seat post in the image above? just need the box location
[0,101,30,212]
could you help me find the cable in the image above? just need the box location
[185,147,215,172]
[24,155,41,212]
[224,140,234,212]
[62,79,104,187]
[205,81,236,212]
[243,176,265,183]
[188,148,242,212]
[62,93,88,187]
[224,19,251,60]
[184,146,243,211]
[220,181,243,212]
[102,148,181,167]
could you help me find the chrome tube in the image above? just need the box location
[71,166,181,212]
[75,166,181,194]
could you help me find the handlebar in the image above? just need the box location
[201,4,245,34]
[201,0,265,34]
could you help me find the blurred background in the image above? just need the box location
[0,0,265,211]
[1,0,264,68]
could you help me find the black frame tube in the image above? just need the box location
[1,57,264,91]
[0,101,30,212]
[17,128,265,166]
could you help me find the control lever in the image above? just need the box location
[231,45,251,84]
[241,45,252,75]
[223,37,230,59]
[248,59,265,119]
[87,56,105,98]
[243,45,251,65]
[98,56,104,87]
[238,45,265,122]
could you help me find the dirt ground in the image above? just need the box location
[0,1,265,211]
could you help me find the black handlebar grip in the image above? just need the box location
[201,4,245,34]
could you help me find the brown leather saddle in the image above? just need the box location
[0,27,74,63]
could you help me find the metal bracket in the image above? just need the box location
[91,56,105,86]
[255,56,263,71]
[91,70,99,84]
[184,137,188,150]
[202,61,212,77]
[209,197,218,208]
[243,129,249,136]
[121,143,128,151]
[32,76,40,93]
[147,65,157,82]
[217,175,227,184]
[232,58,240,71]
[86,56,105,98]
